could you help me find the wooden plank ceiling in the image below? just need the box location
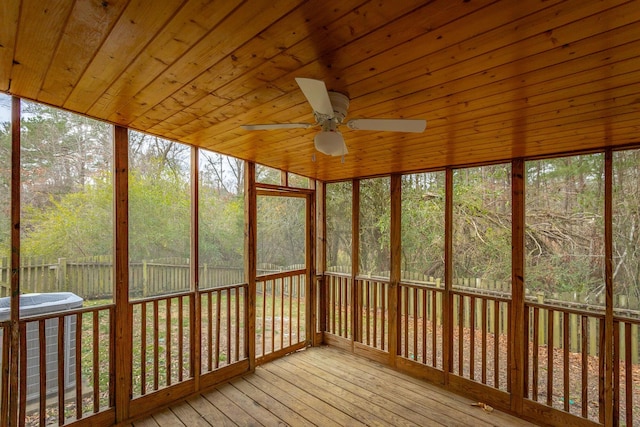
[1,0,639,181]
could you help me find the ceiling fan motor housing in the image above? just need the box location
[328,91,349,122]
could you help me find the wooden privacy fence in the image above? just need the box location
[0,257,304,300]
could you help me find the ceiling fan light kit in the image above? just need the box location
[242,78,427,157]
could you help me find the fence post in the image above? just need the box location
[633,324,638,364]
[0,257,6,297]
[143,260,148,297]
[56,258,67,293]
[570,313,578,352]
[202,263,208,288]
[537,292,545,345]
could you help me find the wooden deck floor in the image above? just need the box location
[128,346,536,427]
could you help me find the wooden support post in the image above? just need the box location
[245,162,257,371]
[8,96,20,427]
[351,179,360,348]
[190,147,201,390]
[306,187,316,347]
[511,158,525,414]
[315,181,326,345]
[389,174,401,366]
[604,149,613,427]
[113,125,132,423]
[443,168,453,384]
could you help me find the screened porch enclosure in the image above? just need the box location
[0,99,640,425]
[1,96,640,427]
[1,1,640,425]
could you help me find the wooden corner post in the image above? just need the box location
[351,179,360,349]
[389,174,402,367]
[604,149,613,427]
[8,97,21,427]
[113,125,132,422]
[510,158,525,414]
[443,168,453,384]
[245,161,257,371]
[190,147,201,389]
[316,181,327,344]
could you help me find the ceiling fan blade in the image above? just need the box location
[295,77,334,116]
[241,123,312,131]
[346,118,427,133]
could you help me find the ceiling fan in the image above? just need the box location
[241,78,427,157]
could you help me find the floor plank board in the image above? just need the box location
[185,394,235,427]
[247,369,352,427]
[131,346,536,427]
[316,347,535,427]
[292,352,487,426]
[151,408,185,427]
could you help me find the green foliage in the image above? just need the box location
[21,174,113,258]
[401,172,445,278]
[359,177,390,276]
[326,181,352,271]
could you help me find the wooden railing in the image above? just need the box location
[130,292,192,398]
[325,274,351,340]
[524,301,604,422]
[613,316,640,426]
[399,281,443,370]
[256,269,307,360]
[452,289,510,392]
[17,305,114,426]
[356,277,389,352]
[201,284,247,372]
[323,273,640,425]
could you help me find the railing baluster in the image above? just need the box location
[178,295,183,382]
[296,275,301,343]
[481,297,487,384]
[532,307,539,401]
[563,312,569,412]
[373,281,378,349]
[153,300,159,391]
[613,320,620,422]
[75,312,82,420]
[1,323,10,424]
[599,317,605,424]
[235,288,240,362]
[458,296,464,376]
[338,278,343,338]
[207,292,213,372]
[288,277,293,348]
[470,296,475,381]
[166,299,172,386]
[19,323,27,427]
[625,321,633,425]
[271,280,276,353]
[381,282,386,351]
[422,288,427,365]
[215,291,221,369]
[404,286,408,358]
[493,300,499,388]
[57,316,64,426]
[39,320,46,427]
[227,288,232,363]
[547,309,554,407]
[343,277,348,339]
[413,287,418,361]
[431,289,437,367]
[581,315,588,419]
